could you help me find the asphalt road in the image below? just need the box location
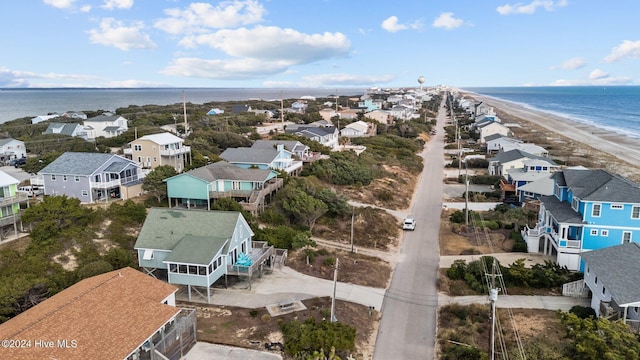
[373,100,447,359]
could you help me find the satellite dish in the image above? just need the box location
[417,76,425,85]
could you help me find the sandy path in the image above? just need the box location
[460,91,640,167]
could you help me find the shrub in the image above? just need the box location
[446,260,467,280]
[450,210,466,223]
[323,257,336,267]
[569,305,596,319]
[249,310,259,318]
[261,314,272,322]
[475,220,499,230]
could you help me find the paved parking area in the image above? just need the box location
[184,342,282,360]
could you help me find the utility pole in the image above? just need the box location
[330,258,339,322]
[464,159,469,227]
[350,207,355,252]
[487,259,501,360]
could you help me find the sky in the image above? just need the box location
[1,0,640,89]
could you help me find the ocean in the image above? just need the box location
[0,87,363,124]
[1,86,639,141]
[463,86,640,140]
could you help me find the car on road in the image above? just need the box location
[10,157,26,168]
[402,217,416,231]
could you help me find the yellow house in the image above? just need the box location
[125,132,191,172]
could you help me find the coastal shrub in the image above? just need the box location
[449,210,466,223]
[446,260,467,280]
[323,257,336,267]
[470,174,500,185]
[569,305,596,319]
[511,231,528,252]
[280,318,355,358]
[475,220,499,230]
[259,209,286,226]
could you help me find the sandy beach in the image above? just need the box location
[459,91,640,181]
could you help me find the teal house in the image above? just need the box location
[219,144,303,175]
[165,161,283,214]
[134,208,278,303]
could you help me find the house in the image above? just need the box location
[319,108,338,122]
[207,108,224,115]
[231,104,251,114]
[38,152,143,203]
[124,132,191,173]
[251,139,310,160]
[31,114,60,124]
[83,113,129,140]
[62,110,87,119]
[0,267,197,360]
[357,98,383,112]
[0,170,30,239]
[285,124,339,149]
[165,161,283,213]
[337,108,360,120]
[42,122,88,140]
[0,138,26,163]
[388,105,412,120]
[500,142,549,157]
[488,149,557,178]
[220,144,303,175]
[477,121,512,143]
[521,168,640,271]
[290,101,307,113]
[364,109,393,125]
[581,242,640,327]
[340,120,372,138]
[135,208,280,303]
[484,133,511,153]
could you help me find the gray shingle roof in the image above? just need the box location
[185,161,274,182]
[134,208,242,251]
[84,114,121,122]
[220,147,278,164]
[285,125,336,137]
[561,169,640,203]
[489,149,556,165]
[484,133,507,142]
[0,138,18,146]
[251,140,306,153]
[39,152,130,175]
[43,123,80,136]
[581,242,640,306]
[540,195,584,223]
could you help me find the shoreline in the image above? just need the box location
[460,91,640,177]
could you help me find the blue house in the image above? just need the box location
[522,168,640,271]
[165,161,283,214]
[134,208,279,303]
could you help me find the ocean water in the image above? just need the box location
[0,88,362,124]
[463,86,640,140]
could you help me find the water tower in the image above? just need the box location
[417,75,425,91]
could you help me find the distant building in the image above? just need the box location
[42,122,88,140]
[82,113,128,140]
[124,132,191,173]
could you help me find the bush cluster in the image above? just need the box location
[280,318,355,358]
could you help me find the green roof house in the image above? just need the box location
[134,208,276,303]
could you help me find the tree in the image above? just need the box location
[22,195,95,246]
[142,165,177,203]
[560,312,640,359]
[281,187,328,231]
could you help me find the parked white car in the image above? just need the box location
[402,217,416,231]
[17,186,43,197]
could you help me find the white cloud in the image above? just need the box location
[381,16,406,33]
[101,0,133,10]
[0,66,96,87]
[497,0,567,15]
[604,40,640,63]
[80,5,91,12]
[88,18,157,51]
[183,26,350,64]
[432,12,465,30]
[301,73,396,86]
[589,69,608,80]
[105,79,168,87]
[550,57,585,70]
[160,57,290,79]
[43,0,77,9]
[155,0,265,35]
[381,16,421,33]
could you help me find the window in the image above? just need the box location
[572,198,578,210]
[632,206,640,219]
[153,157,157,162]
[601,230,609,236]
[590,229,598,236]
[594,276,598,284]
[178,265,187,274]
[63,175,67,182]
[611,204,623,210]
[602,286,606,295]
[137,156,141,162]
[169,264,177,273]
[623,231,632,243]
[188,265,197,274]
[592,203,601,217]
[142,249,154,260]
[51,175,56,181]
[208,263,213,274]
[134,144,142,151]
[198,266,207,276]
[75,176,80,182]
[81,190,88,196]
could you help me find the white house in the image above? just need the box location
[83,113,129,140]
[340,120,371,137]
[477,121,512,143]
[0,138,26,162]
